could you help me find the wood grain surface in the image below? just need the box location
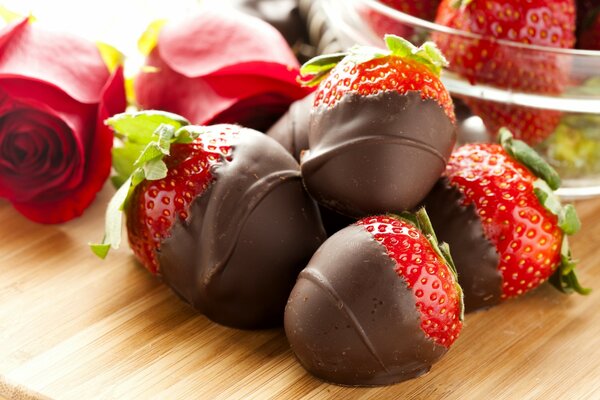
[1,184,600,399]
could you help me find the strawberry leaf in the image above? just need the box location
[133,124,175,168]
[112,142,145,188]
[299,36,447,87]
[561,204,581,235]
[385,35,448,76]
[89,175,132,258]
[549,237,591,295]
[300,53,347,75]
[500,128,561,190]
[90,243,111,259]
[110,175,128,189]
[134,143,165,167]
[533,179,582,236]
[107,110,189,144]
[143,159,168,180]
[533,179,562,215]
[91,111,197,259]
[299,53,348,87]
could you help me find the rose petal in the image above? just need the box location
[10,67,125,224]
[0,108,78,201]
[0,18,110,104]
[0,17,27,50]
[135,51,218,123]
[0,78,96,188]
[158,7,299,78]
[206,61,302,84]
[135,51,309,125]
[205,74,309,102]
[207,92,300,132]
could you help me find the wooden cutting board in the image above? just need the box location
[1,184,600,400]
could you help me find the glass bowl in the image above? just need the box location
[319,0,600,199]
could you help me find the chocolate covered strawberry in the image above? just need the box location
[92,111,326,329]
[434,0,577,144]
[424,129,588,312]
[299,35,456,217]
[285,209,463,386]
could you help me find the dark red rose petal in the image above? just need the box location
[0,78,96,192]
[0,18,110,104]
[158,8,299,78]
[208,92,301,131]
[204,74,309,103]
[10,67,125,224]
[0,109,79,201]
[135,50,309,125]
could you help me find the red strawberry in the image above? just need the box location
[306,36,455,122]
[577,6,600,50]
[298,35,456,217]
[363,0,442,40]
[424,129,588,312]
[92,111,326,329]
[356,213,463,346]
[126,128,233,274]
[285,209,463,386]
[379,0,441,21]
[434,0,577,145]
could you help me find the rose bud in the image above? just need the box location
[134,6,311,132]
[0,17,126,223]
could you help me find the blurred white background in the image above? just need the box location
[1,0,203,72]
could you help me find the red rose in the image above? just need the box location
[0,18,126,223]
[134,7,311,132]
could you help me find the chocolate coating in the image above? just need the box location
[158,130,327,329]
[422,179,501,312]
[285,225,447,386]
[302,91,456,218]
[224,0,309,48]
[267,92,314,162]
[318,205,356,237]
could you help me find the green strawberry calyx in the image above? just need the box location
[298,35,448,87]
[499,128,590,295]
[397,208,465,321]
[89,110,199,259]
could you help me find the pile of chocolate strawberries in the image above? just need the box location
[93,35,587,387]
